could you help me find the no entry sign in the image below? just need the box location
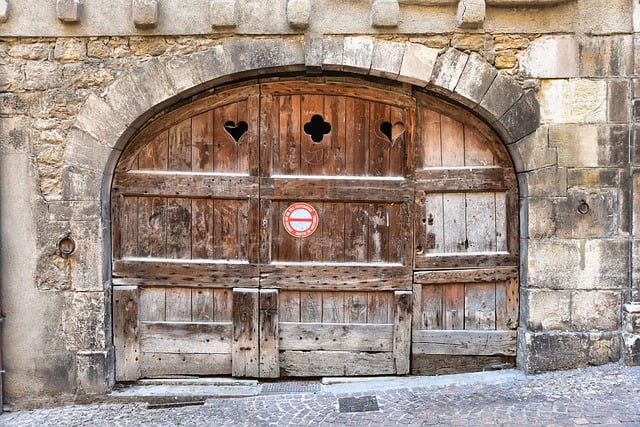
[283,202,319,238]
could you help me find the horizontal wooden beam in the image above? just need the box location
[415,167,506,192]
[414,266,518,284]
[414,253,517,270]
[280,350,396,376]
[279,322,393,351]
[412,330,517,356]
[140,321,232,353]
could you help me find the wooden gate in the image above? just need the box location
[111,80,518,381]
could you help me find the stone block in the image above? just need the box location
[568,168,619,189]
[555,189,620,239]
[456,0,485,29]
[64,127,116,174]
[370,0,399,28]
[539,79,607,124]
[0,117,31,153]
[62,165,103,202]
[518,331,620,373]
[623,303,640,333]
[526,198,557,239]
[523,289,571,332]
[506,127,557,173]
[222,38,304,77]
[210,0,236,28]
[304,36,323,73]
[342,36,374,74]
[571,291,622,331]
[127,58,178,115]
[76,351,109,394]
[578,0,632,35]
[398,42,439,87]
[622,333,640,366]
[132,0,158,29]
[549,124,629,168]
[69,219,104,292]
[608,80,629,123]
[185,46,234,90]
[521,166,567,198]
[47,201,101,223]
[286,0,310,29]
[370,40,404,80]
[56,0,80,23]
[454,53,497,108]
[480,72,523,120]
[74,95,129,149]
[526,239,629,291]
[429,48,469,95]
[0,0,7,23]
[517,35,579,79]
[580,35,633,77]
[62,291,106,350]
[322,36,344,72]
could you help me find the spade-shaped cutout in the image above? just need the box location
[224,121,248,143]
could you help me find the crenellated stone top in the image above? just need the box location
[0,0,616,37]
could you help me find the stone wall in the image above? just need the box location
[0,0,637,407]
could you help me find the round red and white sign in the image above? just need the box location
[283,202,319,238]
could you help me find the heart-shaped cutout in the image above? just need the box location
[379,121,405,146]
[224,121,248,143]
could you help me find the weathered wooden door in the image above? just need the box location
[410,94,519,374]
[258,82,414,376]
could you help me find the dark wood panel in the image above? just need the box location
[412,330,517,356]
[410,354,515,376]
[113,286,140,381]
[259,290,279,378]
[113,173,258,199]
[414,254,518,270]
[280,351,395,377]
[232,289,260,377]
[415,167,506,192]
[414,267,519,284]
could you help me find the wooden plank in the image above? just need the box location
[300,202,324,262]
[414,167,506,192]
[120,196,139,258]
[139,287,165,321]
[444,284,464,330]
[413,267,519,285]
[414,253,518,270]
[232,288,259,377]
[214,288,233,322]
[412,330,517,356]
[344,203,368,263]
[410,354,514,376]
[465,283,496,330]
[412,279,423,330]
[388,201,409,264]
[280,351,395,376]
[192,288,214,322]
[168,118,192,172]
[300,94,325,175]
[279,323,393,351]
[139,321,232,353]
[191,199,214,259]
[191,111,214,172]
[388,106,406,176]
[440,115,464,167]
[213,199,240,261]
[259,91,277,177]
[137,197,166,258]
[259,290,279,378]
[276,95,301,175]
[165,288,192,321]
[495,191,508,252]
[137,130,168,170]
[443,192,467,253]
[214,102,239,173]
[113,173,259,199]
[393,291,412,374]
[418,109,442,169]
[505,278,519,329]
[345,292,368,323]
[368,204,389,263]
[367,292,391,324]
[464,124,494,166]
[419,284,443,330]
[279,290,301,322]
[261,177,413,202]
[113,286,140,381]
[423,193,444,254]
[465,192,497,253]
[324,95,346,175]
[260,265,412,291]
[272,200,300,262]
[322,291,345,323]
[166,198,192,259]
[346,97,369,176]
[140,353,232,377]
[300,291,323,323]
[370,102,390,177]
[113,260,259,288]
[322,202,345,262]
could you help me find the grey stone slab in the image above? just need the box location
[454,52,497,107]
[398,42,439,87]
[429,48,469,95]
[322,36,344,71]
[133,0,158,29]
[498,90,540,144]
[370,40,404,80]
[286,0,310,29]
[73,95,129,149]
[304,35,323,72]
[342,36,374,74]
[370,0,399,28]
[608,79,630,123]
[209,0,237,28]
[56,0,80,22]
[480,72,523,121]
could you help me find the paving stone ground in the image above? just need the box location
[1,363,640,426]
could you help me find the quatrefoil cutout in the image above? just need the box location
[224,121,248,143]
[303,114,332,143]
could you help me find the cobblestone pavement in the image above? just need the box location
[2,363,640,426]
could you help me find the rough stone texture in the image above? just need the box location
[523,289,571,331]
[210,0,237,28]
[286,0,311,29]
[56,0,80,23]
[571,291,623,331]
[549,124,629,168]
[580,35,633,77]
[498,90,540,144]
[0,0,7,23]
[517,35,579,78]
[370,0,399,28]
[76,351,109,395]
[398,42,439,87]
[342,36,374,74]
[506,127,557,173]
[321,36,344,72]
[429,48,469,95]
[370,40,405,79]
[609,80,630,123]
[132,0,158,29]
[539,79,608,124]
[480,71,523,120]
[456,0,485,29]
[454,53,497,108]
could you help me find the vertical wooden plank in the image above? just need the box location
[214,103,238,173]
[274,201,300,262]
[393,291,412,375]
[236,98,252,175]
[419,109,442,169]
[424,193,444,254]
[192,288,214,322]
[495,280,507,330]
[301,202,323,262]
[166,198,192,259]
[322,202,345,263]
[192,111,214,172]
[121,196,139,258]
[300,291,323,323]
[465,192,496,253]
[464,125,494,166]
[259,290,280,378]
[168,118,192,171]
[388,202,408,264]
[465,283,496,330]
[138,197,166,258]
[191,199,214,259]
[232,288,260,377]
[259,197,272,265]
[300,94,325,175]
[444,284,465,330]
[138,131,168,170]
[344,203,368,262]
[322,291,345,323]
[277,95,300,175]
[346,97,369,176]
[368,292,391,324]
[324,95,346,175]
[165,288,192,322]
[236,199,251,262]
[440,115,465,167]
[345,292,368,323]
[279,290,301,322]
[388,106,406,177]
[113,286,140,381]
[443,193,466,253]
[370,102,390,177]
[260,91,277,177]
[495,192,508,252]
[412,278,423,330]
[368,204,389,263]
[139,288,166,321]
[420,285,443,329]
[214,288,233,322]
[505,278,519,329]
[214,199,239,261]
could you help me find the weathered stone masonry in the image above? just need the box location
[0,0,639,408]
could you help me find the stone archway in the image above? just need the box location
[62,36,541,386]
